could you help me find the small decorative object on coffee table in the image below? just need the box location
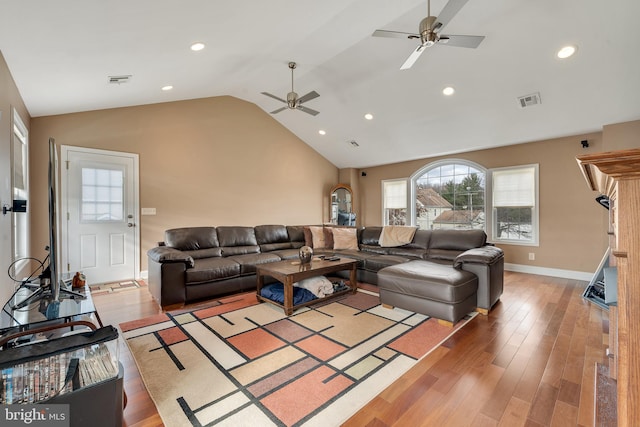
[298,246,313,264]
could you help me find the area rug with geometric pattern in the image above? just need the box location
[120,286,476,427]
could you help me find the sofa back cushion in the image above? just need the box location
[286,226,306,248]
[360,226,383,245]
[427,229,487,261]
[165,227,219,251]
[255,225,293,252]
[217,226,260,256]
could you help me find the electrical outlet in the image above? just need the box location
[528,252,535,261]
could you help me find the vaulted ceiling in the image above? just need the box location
[1,0,639,168]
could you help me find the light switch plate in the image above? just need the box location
[141,208,156,215]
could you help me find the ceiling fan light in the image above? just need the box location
[557,45,577,59]
[442,86,455,96]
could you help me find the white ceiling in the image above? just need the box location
[1,0,639,168]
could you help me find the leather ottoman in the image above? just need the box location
[377,260,478,325]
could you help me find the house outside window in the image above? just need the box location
[382,179,407,225]
[490,164,539,245]
[410,160,486,230]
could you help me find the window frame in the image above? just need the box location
[409,159,487,230]
[487,164,539,246]
[381,178,409,226]
[11,108,29,263]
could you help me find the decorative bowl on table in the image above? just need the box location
[299,246,313,264]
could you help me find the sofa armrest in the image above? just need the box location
[453,245,503,268]
[455,246,504,312]
[147,246,194,268]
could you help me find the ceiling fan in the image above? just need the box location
[373,0,485,70]
[261,62,320,116]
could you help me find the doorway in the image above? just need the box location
[61,146,140,284]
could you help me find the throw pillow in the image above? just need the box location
[308,226,326,249]
[303,227,314,247]
[332,227,359,250]
[324,227,334,250]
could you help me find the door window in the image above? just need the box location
[81,167,124,222]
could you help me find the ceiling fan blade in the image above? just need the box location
[400,45,427,70]
[297,90,320,104]
[439,34,485,48]
[297,105,320,116]
[270,107,287,114]
[434,0,470,32]
[373,29,420,40]
[261,92,287,103]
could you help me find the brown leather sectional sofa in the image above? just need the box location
[147,225,504,323]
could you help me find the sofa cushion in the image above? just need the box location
[229,253,282,275]
[217,226,260,256]
[255,225,289,245]
[254,223,293,251]
[184,247,223,260]
[360,244,390,255]
[360,227,383,245]
[364,255,411,272]
[427,229,487,261]
[286,226,305,248]
[378,260,478,304]
[185,257,240,285]
[387,247,425,258]
[165,227,219,251]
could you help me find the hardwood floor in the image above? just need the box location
[93,271,609,426]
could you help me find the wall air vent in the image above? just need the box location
[108,75,132,85]
[517,92,541,108]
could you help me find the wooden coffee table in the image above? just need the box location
[256,258,357,315]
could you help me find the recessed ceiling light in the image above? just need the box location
[161,85,173,91]
[190,42,205,51]
[442,86,455,96]
[364,113,373,120]
[557,45,577,59]
[318,130,326,135]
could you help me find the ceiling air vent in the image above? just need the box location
[108,75,132,85]
[517,92,541,108]
[348,140,360,147]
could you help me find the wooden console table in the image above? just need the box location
[256,258,357,315]
[577,148,640,427]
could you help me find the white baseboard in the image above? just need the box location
[504,263,594,282]
[139,270,148,280]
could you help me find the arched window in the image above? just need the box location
[409,160,486,230]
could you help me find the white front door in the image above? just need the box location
[61,146,139,284]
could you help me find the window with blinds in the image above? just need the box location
[491,165,538,244]
[382,179,408,225]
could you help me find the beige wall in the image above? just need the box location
[355,131,617,273]
[603,119,640,151]
[0,51,31,303]
[30,96,339,272]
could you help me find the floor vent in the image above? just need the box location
[517,92,541,108]
[108,75,132,84]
